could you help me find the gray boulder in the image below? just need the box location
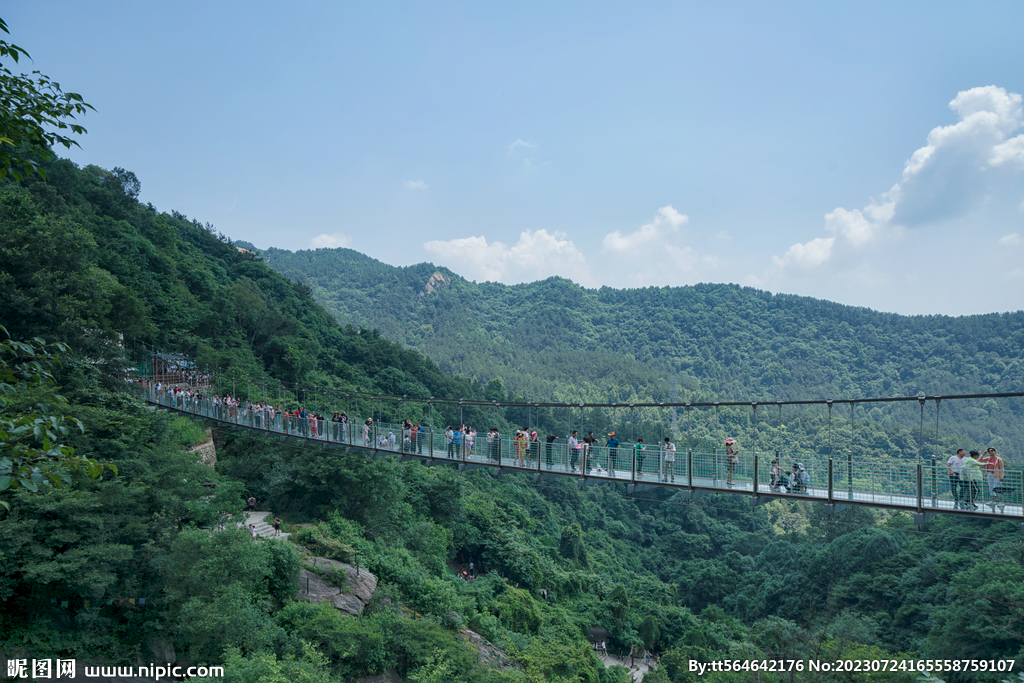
[294,557,377,616]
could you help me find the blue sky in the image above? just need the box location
[8,1,1024,315]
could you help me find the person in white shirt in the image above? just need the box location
[662,437,676,482]
[947,448,967,509]
[568,431,580,472]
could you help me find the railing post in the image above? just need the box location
[916,463,923,512]
[827,459,834,503]
[752,453,759,495]
[631,444,636,484]
[930,456,937,508]
[847,451,853,500]
[687,449,693,489]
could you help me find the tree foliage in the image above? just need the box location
[0,328,113,511]
[0,17,92,181]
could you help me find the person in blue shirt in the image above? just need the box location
[606,432,620,477]
[453,426,463,458]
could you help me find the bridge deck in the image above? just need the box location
[139,387,1022,523]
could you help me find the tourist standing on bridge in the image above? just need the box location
[445,426,455,457]
[515,430,528,466]
[453,426,463,458]
[634,438,645,477]
[725,438,739,486]
[545,433,558,468]
[529,431,541,465]
[662,437,676,482]
[769,459,783,492]
[947,449,967,509]
[487,427,499,461]
[985,447,1005,512]
[961,450,986,510]
[363,418,372,447]
[568,431,580,471]
[583,432,597,471]
[606,432,620,476]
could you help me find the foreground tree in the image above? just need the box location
[0,16,92,180]
[0,327,114,512]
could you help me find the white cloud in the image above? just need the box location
[825,207,878,247]
[506,139,537,154]
[893,85,1023,225]
[999,233,1023,247]
[403,180,428,190]
[423,229,590,285]
[774,86,1024,272]
[603,206,688,252]
[772,237,835,269]
[990,135,1024,169]
[310,233,352,249]
[598,206,718,286]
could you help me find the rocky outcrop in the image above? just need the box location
[294,557,377,616]
[421,271,451,296]
[463,629,520,671]
[190,427,216,468]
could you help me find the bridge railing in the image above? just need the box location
[134,383,1022,515]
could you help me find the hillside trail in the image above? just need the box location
[239,510,291,540]
[598,652,650,681]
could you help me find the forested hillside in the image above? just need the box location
[257,246,1024,460]
[2,160,1023,683]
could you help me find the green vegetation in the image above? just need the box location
[0,19,1021,676]
[257,246,1024,460]
[2,156,1022,681]
[0,17,92,181]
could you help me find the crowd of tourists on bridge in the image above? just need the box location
[138,380,1014,514]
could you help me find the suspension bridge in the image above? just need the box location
[134,383,1024,527]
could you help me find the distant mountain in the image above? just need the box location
[259,246,1024,454]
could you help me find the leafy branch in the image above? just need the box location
[0,16,93,181]
[0,325,115,512]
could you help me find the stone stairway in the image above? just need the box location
[598,653,650,681]
[240,510,291,540]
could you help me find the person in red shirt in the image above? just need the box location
[984,447,1006,512]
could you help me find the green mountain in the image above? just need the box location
[4,160,1023,683]
[256,245,1024,459]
